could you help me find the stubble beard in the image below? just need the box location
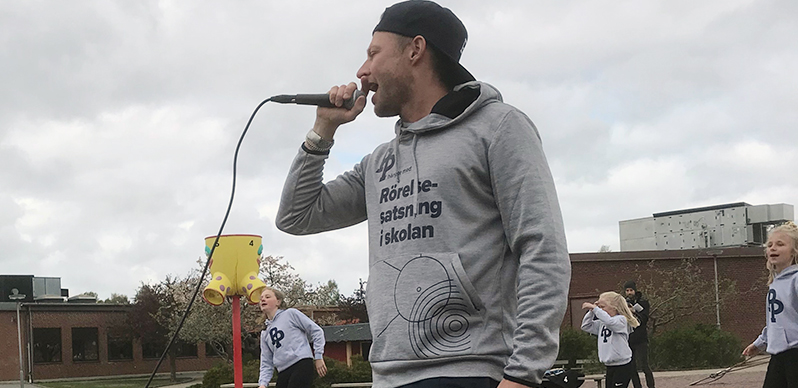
[373,70,413,118]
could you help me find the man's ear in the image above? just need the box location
[408,35,428,62]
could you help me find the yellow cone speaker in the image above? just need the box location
[203,234,267,306]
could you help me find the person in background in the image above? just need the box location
[258,287,327,388]
[742,222,798,388]
[624,280,654,388]
[582,292,640,388]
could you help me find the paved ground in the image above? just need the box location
[634,364,767,388]
[0,361,769,388]
[585,356,769,388]
[0,371,205,388]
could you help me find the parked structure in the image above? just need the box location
[619,202,793,251]
[322,323,372,366]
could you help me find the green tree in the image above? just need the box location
[260,255,311,307]
[102,293,130,304]
[337,279,368,324]
[129,276,188,381]
[307,280,341,307]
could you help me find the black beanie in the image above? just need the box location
[624,280,637,291]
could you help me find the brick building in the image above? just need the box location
[566,246,769,343]
[0,301,222,382]
[1,245,775,382]
[322,323,372,366]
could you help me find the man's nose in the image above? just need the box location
[356,62,370,78]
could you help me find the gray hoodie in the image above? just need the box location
[753,264,798,355]
[277,81,571,387]
[258,308,325,386]
[581,307,633,366]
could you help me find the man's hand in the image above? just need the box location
[498,379,533,388]
[315,358,327,377]
[312,82,368,141]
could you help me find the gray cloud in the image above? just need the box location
[1,0,796,298]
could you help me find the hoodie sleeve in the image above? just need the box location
[753,326,768,350]
[276,146,368,235]
[581,310,599,335]
[490,109,571,385]
[289,309,326,359]
[259,330,275,386]
[592,307,629,334]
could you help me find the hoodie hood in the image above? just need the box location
[776,264,798,280]
[394,81,503,136]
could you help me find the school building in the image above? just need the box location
[566,246,769,343]
[0,275,225,383]
[2,201,791,382]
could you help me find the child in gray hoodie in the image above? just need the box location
[582,292,640,388]
[258,287,327,388]
[743,222,798,388]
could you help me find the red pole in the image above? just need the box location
[232,295,243,388]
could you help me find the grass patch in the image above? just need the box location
[37,376,194,388]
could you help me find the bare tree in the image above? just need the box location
[631,258,738,335]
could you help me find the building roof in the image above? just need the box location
[322,323,372,343]
[0,301,132,313]
[570,246,763,262]
[652,202,751,217]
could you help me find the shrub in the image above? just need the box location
[650,323,742,370]
[346,355,373,382]
[202,359,263,388]
[313,355,372,388]
[202,361,232,388]
[557,328,602,374]
[558,328,596,363]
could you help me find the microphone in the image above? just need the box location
[270,90,365,110]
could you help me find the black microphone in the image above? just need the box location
[270,90,365,110]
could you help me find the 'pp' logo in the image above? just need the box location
[768,289,784,323]
[601,327,612,343]
[375,148,395,182]
[269,327,285,348]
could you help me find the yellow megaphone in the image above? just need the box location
[203,234,267,306]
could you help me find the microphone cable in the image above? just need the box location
[144,97,273,388]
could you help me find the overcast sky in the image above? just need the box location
[1,0,796,300]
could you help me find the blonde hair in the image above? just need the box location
[600,291,640,328]
[765,221,798,284]
[261,286,285,306]
[260,286,285,323]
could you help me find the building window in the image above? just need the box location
[175,340,198,358]
[142,340,165,359]
[72,327,99,362]
[33,328,62,363]
[107,333,133,361]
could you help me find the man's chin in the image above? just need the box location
[373,104,400,118]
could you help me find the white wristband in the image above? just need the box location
[305,129,334,152]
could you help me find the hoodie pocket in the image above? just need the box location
[366,252,484,362]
